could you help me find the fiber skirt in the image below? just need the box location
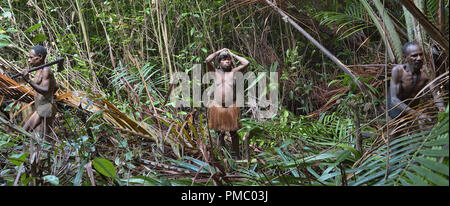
[208,103,241,131]
[36,103,57,118]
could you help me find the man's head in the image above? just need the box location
[28,45,47,67]
[402,42,423,72]
[217,51,232,70]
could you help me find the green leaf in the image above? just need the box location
[352,170,385,186]
[0,34,11,48]
[414,157,449,176]
[245,73,266,92]
[8,152,28,166]
[284,153,336,166]
[423,137,449,147]
[335,150,351,165]
[337,144,361,159]
[120,176,160,186]
[326,93,345,105]
[410,165,448,186]
[398,177,412,186]
[92,158,117,178]
[125,151,133,161]
[183,156,216,173]
[0,141,14,148]
[43,175,59,185]
[2,11,12,19]
[170,159,204,173]
[73,160,87,186]
[372,0,402,62]
[25,22,43,33]
[419,149,449,157]
[32,33,47,44]
[328,79,341,87]
[359,0,396,62]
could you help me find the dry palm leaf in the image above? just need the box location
[0,73,199,158]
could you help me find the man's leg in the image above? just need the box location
[40,116,47,141]
[23,112,41,133]
[230,131,240,159]
[217,131,226,147]
[45,116,55,139]
[23,112,43,185]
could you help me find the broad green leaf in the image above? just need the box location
[43,175,59,185]
[245,73,266,92]
[326,93,345,105]
[2,11,12,19]
[360,0,396,62]
[8,152,28,166]
[0,34,11,48]
[275,148,300,177]
[402,5,414,41]
[318,172,340,182]
[410,165,448,186]
[352,170,385,186]
[419,149,449,157]
[25,22,43,33]
[183,156,216,173]
[170,159,203,173]
[423,137,449,147]
[120,176,160,186]
[337,144,361,159]
[73,160,87,186]
[399,177,412,186]
[335,150,351,165]
[92,158,117,178]
[415,157,449,176]
[0,141,14,148]
[372,0,402,62]
[32,33,47,44]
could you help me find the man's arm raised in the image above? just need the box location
[230,52,249,73]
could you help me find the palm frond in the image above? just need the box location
[372,0,403,63]
[315,3,372,40]
[360,0,402,63]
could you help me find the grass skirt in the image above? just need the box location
[208,103,241,131]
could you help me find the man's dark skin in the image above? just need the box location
[389,42,444,129]
[21,46,59,138]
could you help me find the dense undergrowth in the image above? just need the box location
[1,105,448,186]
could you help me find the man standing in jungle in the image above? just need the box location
[206,48,249,159]
[21,45,59,138]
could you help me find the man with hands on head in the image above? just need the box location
[206,48,249,159]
